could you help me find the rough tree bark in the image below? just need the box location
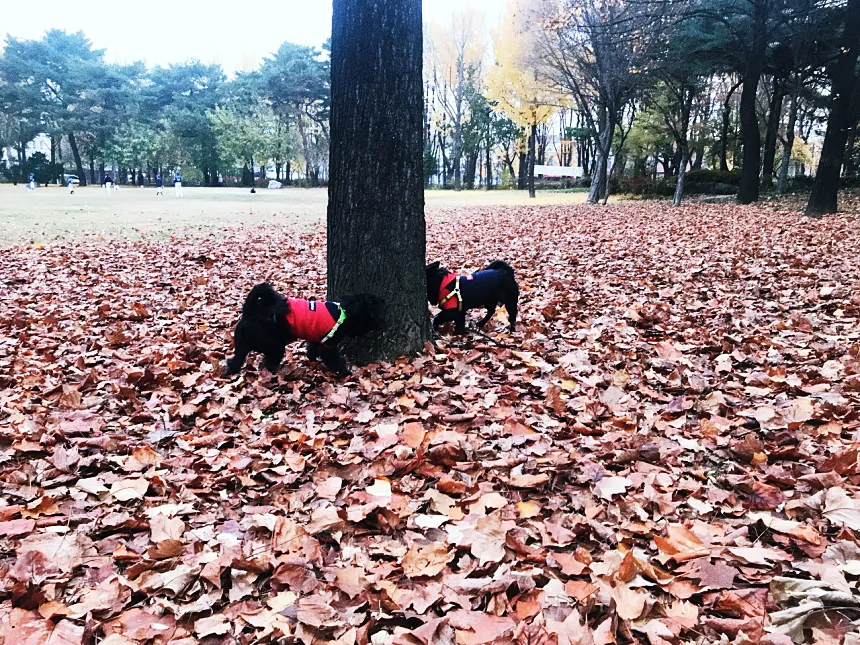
[327,0,428,362]
[737,0,769,204]
[806,0,860,216]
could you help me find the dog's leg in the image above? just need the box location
[433,309,460,331]
[224,348,249,375]
[319,344,349,376]
[476,303,497,328]
[505,295,518,331]
[455,312,467,335]
[225,322,250,375]
[306,342,320,362]
[263,346,285,373]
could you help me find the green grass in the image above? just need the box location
[0,184,593,246]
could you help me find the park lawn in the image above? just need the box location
[1,196,860,643]
[0,184,595,246]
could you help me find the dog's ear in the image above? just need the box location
[426,261,440,272]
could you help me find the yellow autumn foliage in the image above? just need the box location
[486,0,558,129]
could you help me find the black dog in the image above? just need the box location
[225,283,385,376]
[426,260,519,334]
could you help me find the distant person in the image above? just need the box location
[173,169,183,197]
[68,175,75,194]
[104,172,114,194]
[27,172,35,191]
[155,172,164,196]
[138,170,145,187]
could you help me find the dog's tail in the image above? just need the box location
[486,260,515,275]
[242,283,286,317]
[340,293,387,336]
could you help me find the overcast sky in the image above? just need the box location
[1,0,503,73]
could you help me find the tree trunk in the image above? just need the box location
[528,123,536,199]
[673,142,689,207]
[806,0,860,216]
[452,57,465,191]
[737,2,768,204]
[845,97,860,176]
[89,158,97,185]
[49,135,56,183]
[504,154,516,184]
[517,137,527,190]
[68,134,85,185]
[327,0,428,361]
[484,114,493,190]
[587,109,613,204]
[777,77,801,194]
[720,83,740,172]
[761,75,785,188]
[17,143,26,183]
[464,153,477,189]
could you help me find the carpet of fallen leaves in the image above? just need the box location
[2,201,860,645]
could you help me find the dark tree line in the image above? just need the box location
[0,30,329,187]
[530,0,860,211]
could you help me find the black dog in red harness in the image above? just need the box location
[225,283,385,376]
[426,260,519,334]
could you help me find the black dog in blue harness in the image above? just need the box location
[426,260,519,334]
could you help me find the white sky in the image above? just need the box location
[1,0,503,73]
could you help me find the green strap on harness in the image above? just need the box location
[321,305,347,345]
[439,276,463,311]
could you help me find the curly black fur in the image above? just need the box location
[426,260,519,334]
[224,283,385,376]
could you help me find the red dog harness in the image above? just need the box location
[285,298,344,344]
[438,274,473,310]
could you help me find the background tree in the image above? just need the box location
[647,15,714,205]
[209,107,274,185]
[0,30,108,185]
[147,62,224,185]
[260,42,330,185]
[536,0,669,203]
[327,0,428,361]
[805,0,860,215]
[426,11,486,189]
[486,0,556,198]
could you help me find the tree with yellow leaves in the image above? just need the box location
[425,11,487,189]
[486,0,557,198]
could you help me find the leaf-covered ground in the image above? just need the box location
[1,201,860,645]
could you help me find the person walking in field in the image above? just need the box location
[104,172,114,194]
[68,175,75,194]
[27,172,35,191]
[155,172,164,195]
[173,168,183,197]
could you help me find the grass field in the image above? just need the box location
[0,184,595,245]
